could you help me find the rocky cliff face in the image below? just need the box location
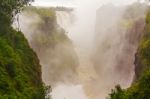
[134,9,150,81]
[94,3,147,89]
[109,4,150,99]
[16,7,79,86]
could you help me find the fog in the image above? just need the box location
[54,0,147,99]
[13,0,148,99]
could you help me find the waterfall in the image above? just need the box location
[55,3,147,99]
[56,11,74,33]
[12,2,148,99]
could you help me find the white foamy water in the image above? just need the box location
[51,84,88,99]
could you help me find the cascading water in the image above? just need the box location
[55,2,148,99]
[56,11,74,33]
[12,0,148,99]
[51,10,88,99]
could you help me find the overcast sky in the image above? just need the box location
[32,0,76,7]
[32,0,140,7]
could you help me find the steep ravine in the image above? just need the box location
[109,7,150,99]
[54,3,149,99]
[12,3,150,99]
[15,6,79,89]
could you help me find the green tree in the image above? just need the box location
[0,0,34,25]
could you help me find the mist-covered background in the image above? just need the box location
[13,0,149,99]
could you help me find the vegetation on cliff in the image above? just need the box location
[20,7,78,86]
[0,0,47,99]
[109,7,150,99]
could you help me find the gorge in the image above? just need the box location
[1,0,150,99]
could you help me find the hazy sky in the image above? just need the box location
[32,0,76,7]
[32,0,139,7]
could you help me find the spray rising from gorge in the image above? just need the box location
[55,2,148,99]
[13,0,148,99]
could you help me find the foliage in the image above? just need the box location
[109,9,150,99]
[0,0,47,98]
[0,26,47,98]
[109,85,126,99]
[0,0,33,26]
[22,7,78,85]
